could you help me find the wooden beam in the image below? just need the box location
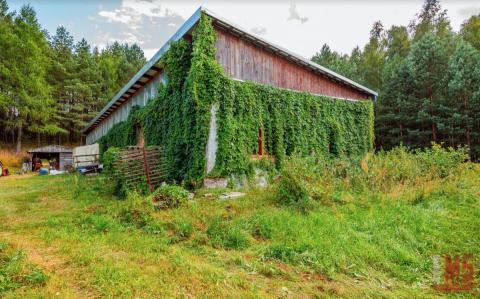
[151,66,162,72]
[143,73,154,80]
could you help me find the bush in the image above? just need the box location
[101,147,120,176]
[149,184,190,210]
[275,157,322,212]
[206,218,249,250]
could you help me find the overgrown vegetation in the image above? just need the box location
[276,144,468,212]
[0,148,26,168]
[0,147,478,297]
[99,13,374,186]
[149,184,190,210]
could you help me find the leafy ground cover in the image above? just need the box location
[0,148,479,298]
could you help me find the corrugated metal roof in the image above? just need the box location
[27,145,73,153]
[83,6,377,135]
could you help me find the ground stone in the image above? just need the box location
[219,192,245,200]
[203,177,227,188]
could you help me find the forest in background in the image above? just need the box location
[311,0,480,160]
[0,0,479,160]
[0,0,146,151]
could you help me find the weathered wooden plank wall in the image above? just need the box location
[215,28,371,100]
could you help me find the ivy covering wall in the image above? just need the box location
[98,13,374,186]
[98,106,142,157]
[213,79,374,177]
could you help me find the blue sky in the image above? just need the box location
[7,1,480,59]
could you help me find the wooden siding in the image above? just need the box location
[215,28,371,100]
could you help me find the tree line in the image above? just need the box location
[311,0,480,160]
[1,0,479,160]
[0,1,146,151]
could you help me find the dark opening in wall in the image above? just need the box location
[257,127,264,156]
[328,130,335,155]
[135,125,144,147]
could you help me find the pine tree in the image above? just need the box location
[410,0,451,41]
[11,5,62,151]
[358,21,386,90]
[445,40,480,158]
[385,25,410,59]
[0,0,16,143]
[49,26,76,143]
[460,15,480,51]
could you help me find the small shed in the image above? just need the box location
[27,145,73,171]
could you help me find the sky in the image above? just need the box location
[7,0,480,60]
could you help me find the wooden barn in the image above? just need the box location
[83,7,376,145]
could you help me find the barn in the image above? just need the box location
[83,7,377,184]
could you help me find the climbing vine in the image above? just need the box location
[98,105,142,159]
[99,12,374,186]
[213,79,374,177]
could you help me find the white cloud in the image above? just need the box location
[91,0,479,61]
[98,9,135,25]
[287,1,309,24]
[94,0,184,51]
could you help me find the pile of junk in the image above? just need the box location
[0,160,8,177]
[25,144,102,176]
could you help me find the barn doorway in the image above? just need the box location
[135,125,145,147]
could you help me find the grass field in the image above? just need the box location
[0,151,479,298]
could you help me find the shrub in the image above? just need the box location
[275,156,321,212]
[101,146,120,175]
[206,218,249,250]
[149,184,190,210]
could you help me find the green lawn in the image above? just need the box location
[0,164,479,298]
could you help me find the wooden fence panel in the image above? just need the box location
[113,146,168,192]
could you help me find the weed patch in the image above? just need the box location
[0,241,48,294]
[206,218,249,250]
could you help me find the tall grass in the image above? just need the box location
[0,149,25,168]
[276,144,468,210]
